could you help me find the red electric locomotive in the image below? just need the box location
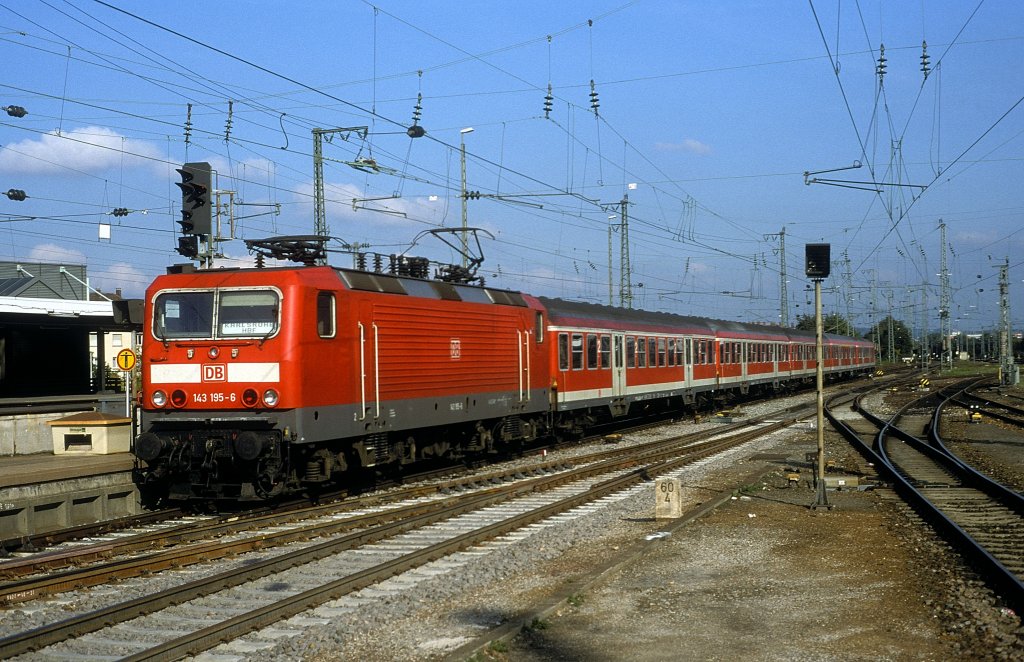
[133,247,874,502]
[135,261,552,500]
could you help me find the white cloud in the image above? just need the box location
[27,243,87,264]
[292,180,444,230]
[0,126,164,175]
[90,262,149,298]
[654,138,712,156]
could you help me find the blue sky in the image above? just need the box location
[1,1,1022,334]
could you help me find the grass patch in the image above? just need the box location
[735,482,760,496]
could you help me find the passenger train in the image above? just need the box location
[133,255,875,502]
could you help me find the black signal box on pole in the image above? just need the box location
[175,162,213,237]
[805,243,831,280]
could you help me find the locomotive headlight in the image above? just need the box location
[152,390,167,407]
[170,389,188,408]
[262,388,279,407]
[208,346,220,359]
[242,388,259,407]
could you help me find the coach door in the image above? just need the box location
[611,333,626,397]
[684,337,693,385]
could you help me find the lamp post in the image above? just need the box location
[806,243,832,510]
[459,127,474,269]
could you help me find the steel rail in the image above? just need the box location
[826,377,1024,612]
[121,431,768,662]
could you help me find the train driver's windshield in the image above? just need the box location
[154,289,279,340]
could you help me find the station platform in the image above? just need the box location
[0,452,141,545]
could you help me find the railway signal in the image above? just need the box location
[176,235,200,260]
[806,243,832,510]
[175,162,212,236]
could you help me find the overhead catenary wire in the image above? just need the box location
[0,1,1016,328]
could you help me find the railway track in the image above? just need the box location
[952,387,1024,428]
[1,392,839,660]
[0,406,772,591]
[826,376,1024,612]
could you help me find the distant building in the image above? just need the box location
[0,261,138,398]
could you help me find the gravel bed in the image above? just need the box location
[219,393,834,660]
[234,383,1023,662]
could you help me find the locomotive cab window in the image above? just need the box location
[154,288,280,340]
[219,291,279,337]
[154,291,214,339]
[317,292,336,338]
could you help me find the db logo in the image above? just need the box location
[202,364,226,382]
[450,338,461,360]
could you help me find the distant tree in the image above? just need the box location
[865,316,914,361]
[794,313,857,337]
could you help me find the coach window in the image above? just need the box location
[586,334,599,369]
[599,335,611,369]
[667,339,676,367]
[558,333,569,370]
[571,333,584,370]
[626,336,636,367]
[648,338,657,366]
[316,292,336,338]
[636,335,647,367]
[657,338,667,367]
